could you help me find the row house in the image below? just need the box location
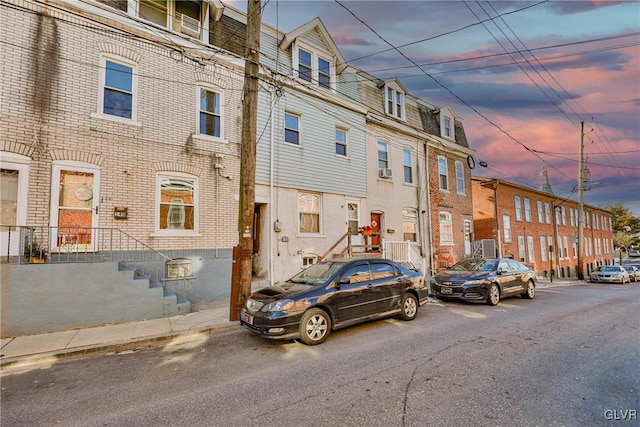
[472,174,614,278]
[1,0,475,335]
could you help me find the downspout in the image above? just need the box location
[425,143,434,277]
[493,180,502,257]
[269,89,276,286]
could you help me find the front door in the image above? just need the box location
[50,163,100,252]
[370,212,382,251]
[464,220,472,256]
[0,154,30,256]
[346,200,363,250]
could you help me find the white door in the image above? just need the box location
[0,154,30,256]
[50,162,101,252]
[346,200,363,249]
[464,219,472,256]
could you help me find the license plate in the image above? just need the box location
[240,312,254,325]
[441,287,452,295]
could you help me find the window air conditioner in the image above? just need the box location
[378,168,393,178]
[180,14,201,37]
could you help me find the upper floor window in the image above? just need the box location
[335,128,347,156]
[378,141,389,169]
[438,156,449,191]
[403,149,414,184]
[561,205,567,226]
[439,212,453,245]
[537,200,544,223]
[384,83,405,119]
[156,173,198,234]
[455,160,465,194]
[137,0,205,39]
[503,214,512,242]
[514,195,522,221]
[99,57,137,121]
[524,197,531,222]
[294,45,334,90]
[444,117,452,138]
[299,193,321,234]
[198,87,222,138]
[284,112,300,145]
[544,202,551,224]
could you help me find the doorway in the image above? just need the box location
[0,153,30,257]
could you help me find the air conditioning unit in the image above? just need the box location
[180,14,201,37]
[378,168,392,179]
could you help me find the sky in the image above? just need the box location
[227,0,640,216]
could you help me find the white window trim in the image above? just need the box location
[441,114,455,141]
[455,160,465,194]
[384,83,406,120]
[403,148,415,185]
[284,111,302,146]
[503,214,512,243]
[439,211,453,246]
[195,85,225,142]
[438,155,449,191]
[293,41,336,91]
[378,141,390,170]
[298,192,323,236]
[335,127,348,157]
[131,0,210,43]
[92,55,140,125]
[152,171,201,237]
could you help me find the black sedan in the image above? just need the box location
[431,258,536,306]
[240,258,428,345]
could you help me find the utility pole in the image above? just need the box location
[577,121,585,280]
[230,0,261,321]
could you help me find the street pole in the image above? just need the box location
[230,0,261,321]
[577,121,585,280]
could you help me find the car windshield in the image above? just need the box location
[600,266,619,272]
[288,261,346,285]
[450,259,498,272]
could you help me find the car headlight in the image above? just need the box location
[463,279,488,286]
[262,299,306,313]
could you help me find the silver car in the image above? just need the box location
[589,265,631,284]
[622,265,640,282]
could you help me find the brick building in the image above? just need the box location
[472,176,614,278]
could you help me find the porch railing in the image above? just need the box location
[382,240,427,275]
[1,225,188,288]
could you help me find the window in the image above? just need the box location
[564,236,569,258]
[527,235,535,263]
[570,208,576,226]
[371,262,400,280]
[557,236,563,259]
[537,200,544,223]
[524,197,531,222]
[198,87,222,138]
[138,0,204,39]
[515,195,522,221]
[100,57,136,120]
[378,141,389,169]
[455,161,465,194]
[335,128,347,156]
[438,156,449,191]
[547,236,554,258]
[561,206,566,226]
[384,84,404,119]
[517,235,525,262]
[403,208,418,242]
[544,202,551,224]
[157,173,197,233]
[540,236,547,262]
[403,149,413,184]
[284,112,300,145]
[439,212,453,245]
[299,193,320,234]
[294,45,334,90]
[503,214,511,242]
[166,258,191,278]
[443,117,452,138]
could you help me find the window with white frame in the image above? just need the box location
[443,116,452,138]
[438,156,449,191]
[517,235,525,261]
[99,57,137,120]
[378,141,389,169]
[137,0,205,40]
[515,195,522,221]
[384,84,405,119]
[335,127,347,156]
[284,112,300,145]
[537,200,544,223]
[439,212,453,245]
[570,207,576,226]
[545,202,551,224]
[564,236,569,258]
[524,197,531,222]
[299,193,321,234]
[198,87,222,138]
[294,45,334,90]
[557,236,563,259]
[527,235,535,263]
[547,236,553,258]
[503,214,512,243]
[540,236,547,261]
[157,173,197,233]
[455,161,465,194]
[561,206,566,226]
[403,149,414,184]
[403,208,418,242]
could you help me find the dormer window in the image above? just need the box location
[439,106,457,141]
[136,1,207,40]
[444,117,452,138]
[294,44,335,90]
[384,83,405,120]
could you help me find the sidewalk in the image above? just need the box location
[0,277,583,368]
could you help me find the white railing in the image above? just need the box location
[382,240,427,275]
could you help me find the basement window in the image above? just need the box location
[166,258,191,278]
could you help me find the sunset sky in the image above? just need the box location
[229,0,640,215]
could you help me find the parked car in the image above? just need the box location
[431,258,536,306]
[622,265,639,282]
[240,258,428,345]
[589,265,631,284]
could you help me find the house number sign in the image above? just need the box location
[114,207,128,219]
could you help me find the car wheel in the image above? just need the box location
[299,308,331,345]
[399,293,418,321]
[486,284,500,306]
[521,280,535,299]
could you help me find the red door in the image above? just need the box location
[370,213,381,252]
